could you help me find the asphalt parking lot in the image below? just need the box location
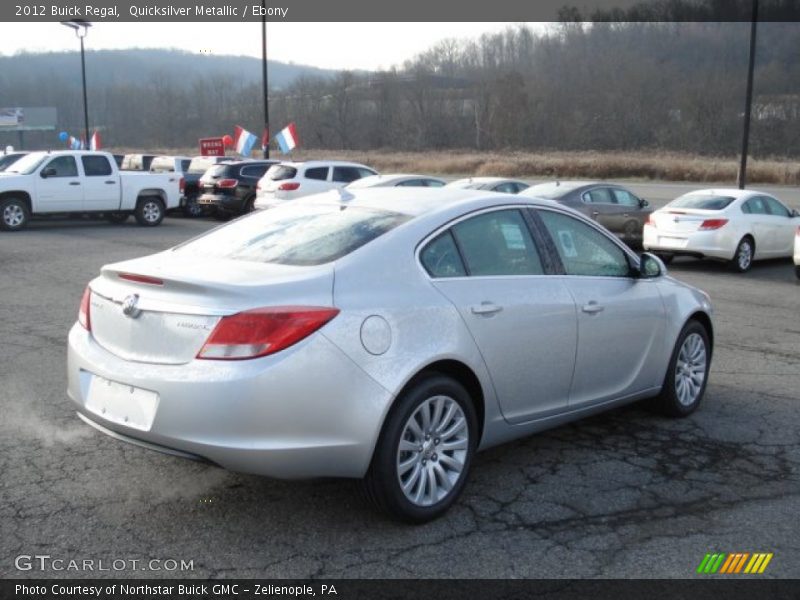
[1,189,799,579]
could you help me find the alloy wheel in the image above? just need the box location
[3,204,24,228]
[674,332,707,406]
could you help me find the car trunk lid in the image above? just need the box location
[88,253,334,365]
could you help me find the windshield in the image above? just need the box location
[523,182,582,199]
[173,204,410,266]
[266,165,298,181]
[670,194,735,210]
[5,152,48,174]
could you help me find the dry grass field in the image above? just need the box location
[115,148,800,185]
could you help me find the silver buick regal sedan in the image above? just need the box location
[67,188,714,522]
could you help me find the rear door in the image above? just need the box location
[424,208,578,423]
[80,154,119,211]
[34,155,83,212]
[534,208,666,408]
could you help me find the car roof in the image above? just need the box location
[273,160,372,169]
[301,186,558,219]
[680,188,762,199]
[347,174,443,187]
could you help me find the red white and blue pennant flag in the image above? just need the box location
[275,123,299,154]
[234,125,258,157]
[90,131,101,150]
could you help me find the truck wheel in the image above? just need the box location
[0,197,29,231]
[135,197,165,227]
[106,212,129,224]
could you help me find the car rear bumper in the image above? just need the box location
[197,193,245,213]
[67,323,393,479]
[643,225,735,260]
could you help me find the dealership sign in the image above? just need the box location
[0,108,24,128]
[199,137,224,156]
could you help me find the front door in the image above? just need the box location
[34,155,83,212]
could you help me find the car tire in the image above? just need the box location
[243,195,256,214]
[651,320,711,417]
[0,197,29,231]
[361,373,477,523]
[106,212,129,224]
[795,265,800,280]
[183,196,202,218]
[730,236,754,273]
[134,197,165,227]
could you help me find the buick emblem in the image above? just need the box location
[121,294,141,318]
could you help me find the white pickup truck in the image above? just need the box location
[0,150,183,231]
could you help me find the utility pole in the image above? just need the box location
[261,0,270,159]
[737,0,758,189]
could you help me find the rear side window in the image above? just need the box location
[173,205,410,266]
[451,209,544,276]
[304,166,328,181]
[81,155,112,176]
[583,188,614,204]
[671,194,734,210]
[267,165,298,181]
[420,232,466,278]
[538,210,631,277]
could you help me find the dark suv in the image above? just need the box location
[197,160,277,219]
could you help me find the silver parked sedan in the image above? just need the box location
[67,188,714,522]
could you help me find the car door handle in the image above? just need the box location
[69,182,81,186]
[105,180,116,184]
[581,302,605,314]
[591,211,599,217]
[471,302,503,316]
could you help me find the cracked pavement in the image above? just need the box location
[1,201,798,579]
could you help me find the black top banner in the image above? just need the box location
[3,0,800,22]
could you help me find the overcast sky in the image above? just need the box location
[1,22,541,70]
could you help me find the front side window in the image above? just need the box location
[43,156,78,177]
[81,155,112,176]
[420,231,466,278]
[763,196,791,217]
[451,209,544,276]
[538,210,631,277]
[332,167,364,183]
[173,204,410,266]
[612,189,640,207]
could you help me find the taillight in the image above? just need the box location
[278,182,300,191]
[118,273,164,286]
[78,286,91,331]
[197,306,340,360]
[699,219,729,231]
[795,226,800,237]
[179,177,185,193]
[256,183,261,191]
[216,178,238,189]
[645,215,655,227]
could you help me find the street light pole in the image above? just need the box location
[261,0,270,159]
[61,20,92,148]
[737,0,758,189]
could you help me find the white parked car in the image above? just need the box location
[148,155,192,175]
[794,226,800,279]
[346,173,446,189]
[0,151,183,231]
[254,160,376,209]
[446,177,530,194]
[643,188,800,272]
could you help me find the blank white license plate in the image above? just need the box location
[659,236,688,248]
[85,375,159,431]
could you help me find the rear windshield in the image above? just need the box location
[188,157,217,174]
[266,165,298,181]
[172,204,411,266]
[671,194,734,210]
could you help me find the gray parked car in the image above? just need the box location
[67,188,713,522]
[522,181,653,245]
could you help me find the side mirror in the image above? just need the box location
[639,198,649,208]
[639,252,665,279]
[791,208,799,218]
[40,167,56,178]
